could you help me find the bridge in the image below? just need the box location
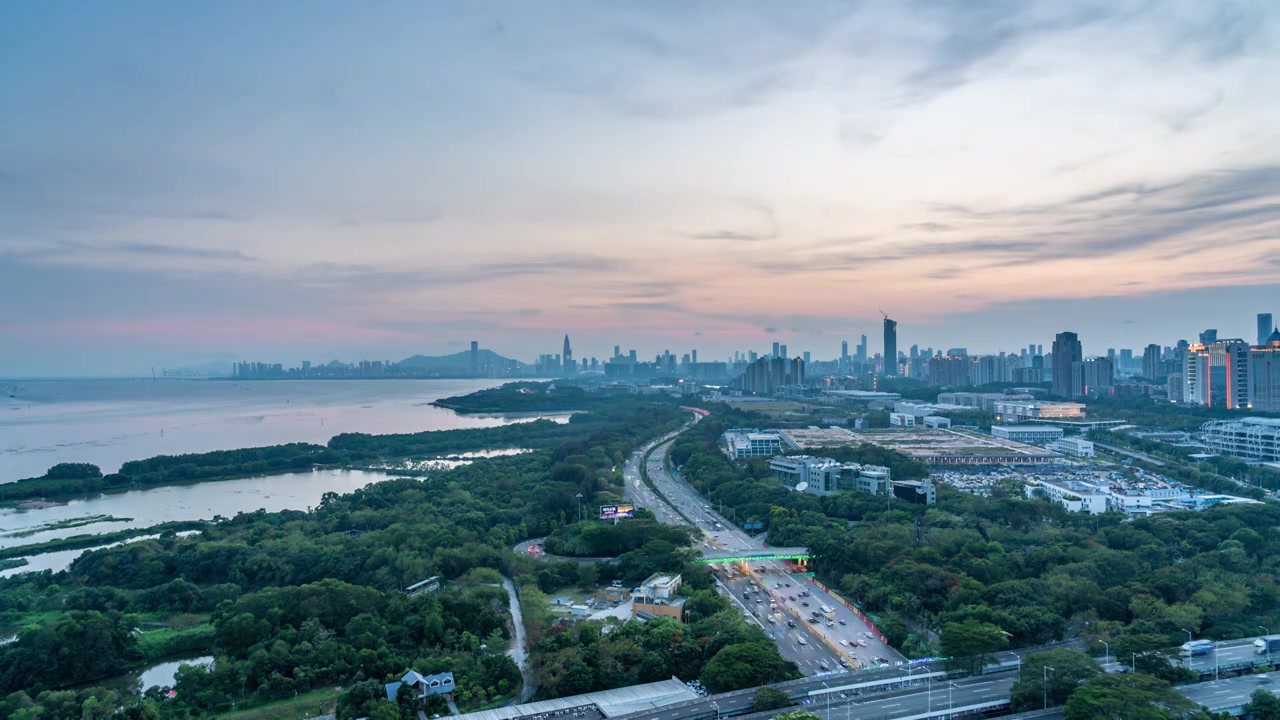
[694,547,811,564]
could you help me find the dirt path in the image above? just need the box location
[501,575,536,703]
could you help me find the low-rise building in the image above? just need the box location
[1200,417,1280,462]
[923,416,951,429]
[993,400,1086,424]
[1025,479,1109,514]
[721,429,789,458]
[770,455,892,496]
[890,413,916,427]
[1049,437,1095,458]
[632,573,687,623]
[991,425,1064,444]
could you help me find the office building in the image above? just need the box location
[857,335,868,363]
[1052,332,1083,397]
[771,456,892,497]
[1184,339,1250,408]
[1200,329,1218,345]
[1250,329,1280,412]
[772,341,780,358]
[883,315,898,376]
[562,335,574,375]
[1142,344,1162,380]
[992,400,1086,424]
[1072,357,1114,397]
[842,341,849,363]
[1261,314,1275,347]
[721,429,789,458]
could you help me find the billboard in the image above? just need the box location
[599,504,635,520]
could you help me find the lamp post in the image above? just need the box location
[710,701,719,720]
[1181,628,1193,644]
[1262,626,1272,666]
[1101,641,1110,667]
[576,493,583,523]
[1043,666,1055,710]
[948,681,954,715]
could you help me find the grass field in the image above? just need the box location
[209,686,343,720]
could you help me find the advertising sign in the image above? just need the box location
[599,504,635,520]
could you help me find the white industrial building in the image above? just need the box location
[1049,437,1095,458]
[923,416,951,429]
[889,413,916,427]
[991,425,1064,444]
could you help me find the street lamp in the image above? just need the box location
[1101,641,1110,667]
[1043,666,1055,710]
[1180,628,1193,644]
[710,701,719,720]
[576,493,583,523]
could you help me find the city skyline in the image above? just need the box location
[3,2,1280,376]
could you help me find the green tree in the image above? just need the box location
[1064,674,1201,720]
[1009,649,1102,711]
[1245,689,1280,720]
[751,687,792,713]
[940,620,1008,676]
[700,643,798,693]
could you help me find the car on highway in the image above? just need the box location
[787,620,796,628]
[801,602,809,607]
[818,663,829,672]
[838,620,847,625]
[807,618,820,624]
[798,637,808,646]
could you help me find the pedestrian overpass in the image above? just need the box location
[695,547,811,566]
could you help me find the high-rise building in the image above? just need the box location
[1260,314,1275,347]
[780,344,788,359]
[772,341,780,358]
[1052,332,1082,397]
[470,341,479,375]
[613,344,621,359]
[562,335,574,375]
[1142,344,1163,380]
[1250,329,1280,411]
[1200,329,1218,345]
[842,341,849,361]
[1185,339,1250,408]
[857,335,868,363]
[929,356,970,387]
[692,349,698,364]
[882,316,897,376]
[1072,357,1114,397]
[1119,349,1133,372]
[803,351,811,365]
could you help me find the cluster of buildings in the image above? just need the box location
[1025,468,1260,515]
[1168,328,1280,411]
[768,455,936,504]
[631,573,688,623]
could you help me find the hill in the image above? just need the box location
[397,348,527,373]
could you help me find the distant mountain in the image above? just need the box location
[397,348,527,372]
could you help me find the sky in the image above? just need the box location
[2,1,1279,376]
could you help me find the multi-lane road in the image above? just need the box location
[633,430,906,673]
[622,417,849,671]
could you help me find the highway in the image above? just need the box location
[642,438,907,671]
[621,417,841,674]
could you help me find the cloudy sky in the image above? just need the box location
[2,1,1279,376]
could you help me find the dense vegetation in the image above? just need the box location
[0,390,793,719]
[543,518,693,557]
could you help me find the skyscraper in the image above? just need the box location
[470,340,479,375]
[841,341,849,360]
[1185,339,1250,408]
[803,351,811,365]
[1142,343,1162,380]
[1052,332,1082,397]
[780,344,788,359]
[772,341,780,358]
[857,335,868,363]
[882,315,898,376]
[562,335,574,375]
[1250,329,1280,411]
[1260,314,1274,346]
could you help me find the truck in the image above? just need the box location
[1255,636,1280,654]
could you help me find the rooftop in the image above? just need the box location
[450,679,697,720]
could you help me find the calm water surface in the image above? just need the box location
[0,378,552,482]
